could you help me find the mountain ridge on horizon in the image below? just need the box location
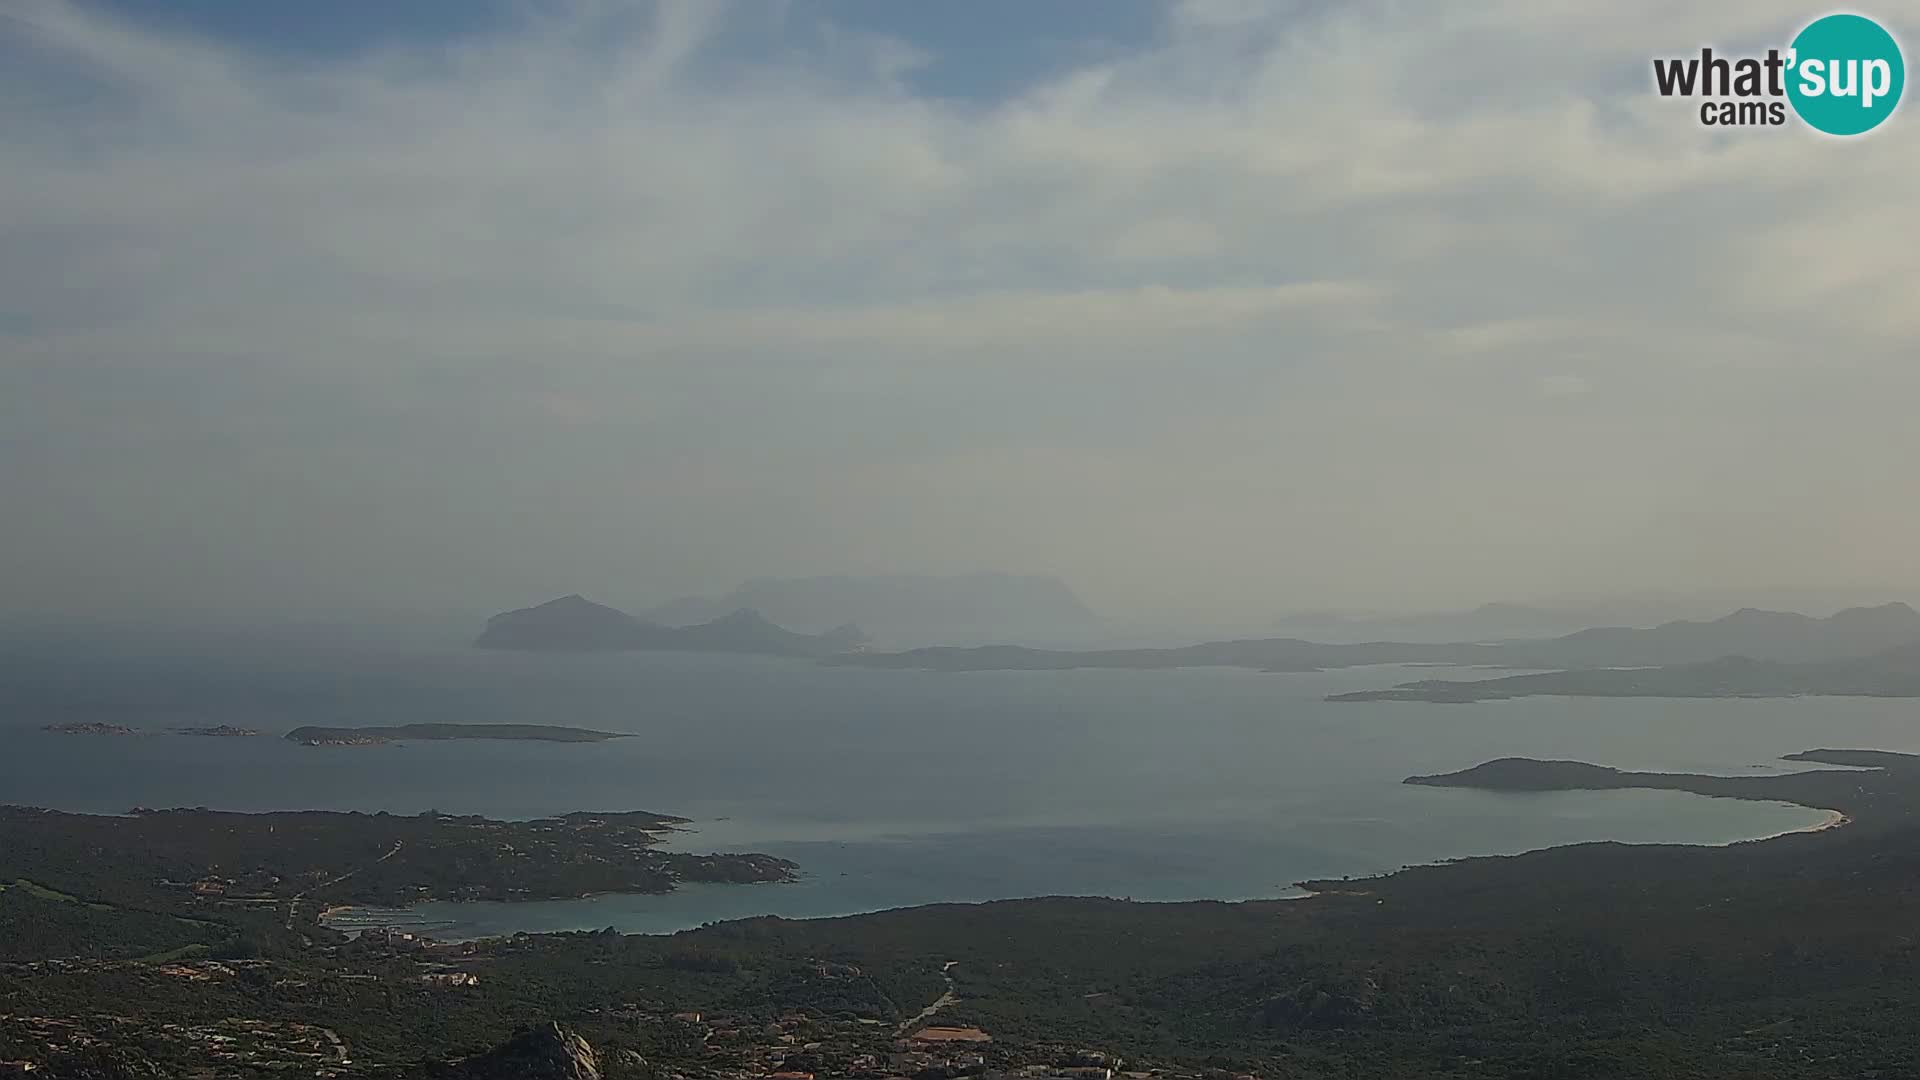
[474,594,867,657]
[830,601,1920,673]
[1333,636,1920,704]
[1264,589,1920,645]
[638,572,1100,645]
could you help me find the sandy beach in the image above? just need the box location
[1785,808,1851,836]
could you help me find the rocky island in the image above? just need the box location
[476,594,867,656]
[39,722,140,736]
[285,723,631,746]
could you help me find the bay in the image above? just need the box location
[2,633,1904,937]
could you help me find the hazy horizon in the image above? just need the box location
[8,577,1920,644]
[5,0,1917,627]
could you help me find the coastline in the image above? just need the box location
[1290,795,1854,898]
[318,787,1835,940]
[1770,806,1850,838]
[1690,800,1851,848]
[1402,748,1920,855]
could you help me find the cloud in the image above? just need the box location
[1537,374,1593,398]
[2,0,1917,619]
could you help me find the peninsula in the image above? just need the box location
[1330,642,1920,703]
[0,805,794,913]
[1403,748,1910,828]
[284,723,630,746]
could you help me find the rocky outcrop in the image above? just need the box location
[473,594,648,651]
[447,1022,600,1080]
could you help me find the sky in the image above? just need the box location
[2,0,1917,625]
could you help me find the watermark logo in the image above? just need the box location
[1652,12,1905,135]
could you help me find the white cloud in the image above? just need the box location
[2,0,1917,619]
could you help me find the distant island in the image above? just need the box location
[1492,602,1920,668]
[641,572,1102,645]
[285,723,630,747]
[826,637,1501,672]
[1267,601,1610,644]
[40,722,140,736]
[41,722,264,737]
[475,594,867,656]
[1331,642,1920,703]
[834,602,1920,677]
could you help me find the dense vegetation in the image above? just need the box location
[12,751,1920,1076]
[0,884,221,963]
[0,806,793,915]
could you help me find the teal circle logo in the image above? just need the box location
[1787,13,1905,135]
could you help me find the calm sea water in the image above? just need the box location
[3,630,1911,937]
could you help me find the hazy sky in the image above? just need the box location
[3,0,1916,623]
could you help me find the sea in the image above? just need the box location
[4,627,1913,939]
